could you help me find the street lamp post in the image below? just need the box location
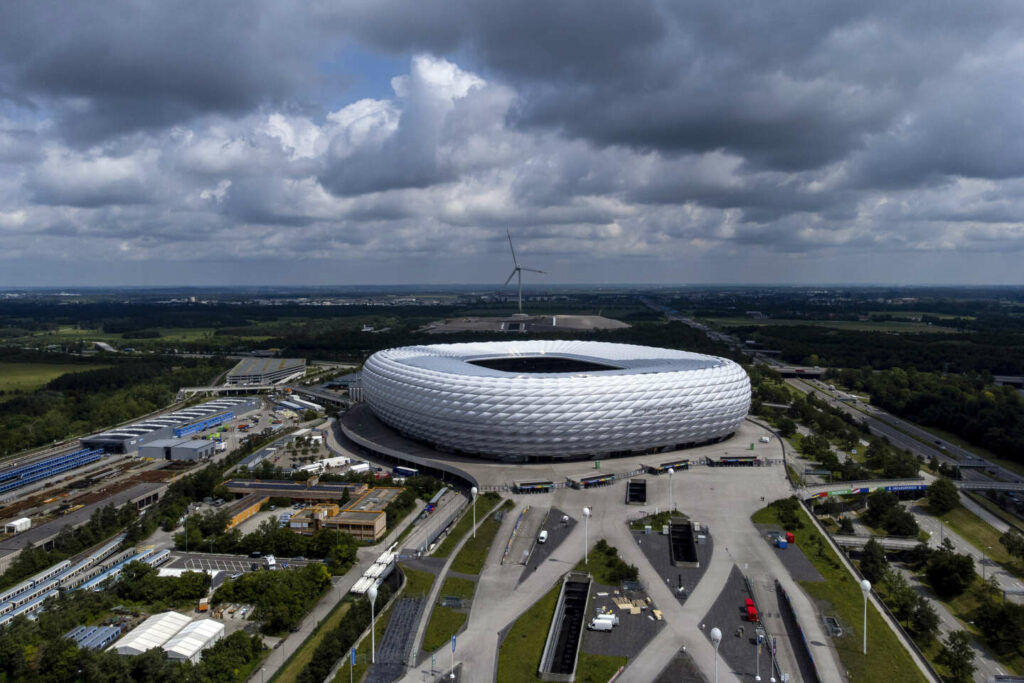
[667,468,675,511]
[368,584,378,664]
[583,507,591,565]
[470,487,478,539]
[755,634,762,681]
[710,627,722,683]
[861,578,871,655]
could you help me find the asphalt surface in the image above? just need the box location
[753,525,824,583]
[580,580,666,658]
[629,527,713,603]
[519,507,576,584]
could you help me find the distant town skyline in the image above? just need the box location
[2,2,1024,286]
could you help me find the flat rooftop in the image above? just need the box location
[227,357,306,378]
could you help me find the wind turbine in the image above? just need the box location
[504,230,546,313]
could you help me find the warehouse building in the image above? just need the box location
[110,611,192,656]
[227,357,306,385]
[225,494,269,530]
[83,398,259,454]
[162,619,224,664]
[138,439,216,462]
[224,478,368,503]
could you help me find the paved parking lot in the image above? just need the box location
[630,528,713,603]
[519,507,576,583]
[167,552,313,574]
[580,580,666,659]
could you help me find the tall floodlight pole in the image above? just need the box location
[710,627,722,683]
[770,636,777,683]
[755,633,763,681]
[368,584,378,664]
[583,507,591,565]
[470,487,478,539]
[667,467,675,511]
[860,579,871,655]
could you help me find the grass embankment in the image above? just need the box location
[451,515,503,574]
[271,602,352,683]
[422,577,475,652]
[0,361,110,395]
[573,542,637,586]
[752,502,927,683]
[965,492,1024,535]
[496,582,626,682]
[939,504,1020,572]
[332,599,396,683]
[433,493,502,558]
[401,565,436,598]
[497,583,561,681]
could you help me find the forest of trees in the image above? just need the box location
[0,590,263,682]
[0,357,231,455]
[831,367,1024,462]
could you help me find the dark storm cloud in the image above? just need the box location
[0,1,316,143]
[1,0,1024,285]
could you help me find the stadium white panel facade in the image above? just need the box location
[362,341,751,461]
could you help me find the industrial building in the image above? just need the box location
[362,341,750,461]
[109,611,192,656]
[287,488,401,542]
[227,357,306,385]
[138,439,216,462]
[225,494,269,530]
[162,619,224,663]
[82,397,259,454]
[224,478,368,503]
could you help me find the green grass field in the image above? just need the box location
[497,583,560,681]
[433,494,502,558]
[450,516,503,574]
[575,653,627,683]
[752,502,927,683]
[401,565,437,598]
[271,601,351,683]
[422,576,475,653]
[0,361,111,394]
[939,505,1021,575]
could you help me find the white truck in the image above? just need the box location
[264,555,277,570]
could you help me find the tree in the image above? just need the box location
[881,506,919,537]
[908,596,940,643]
[1000,529,1024,564]
[937,630,976,683]
[860,538,888,583]
[863,490,899,528]
[776,417,797,438]
[927,478,960,514]
[926,542,975,598]
[838,516,854,534]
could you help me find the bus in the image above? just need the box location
[393,465,419,478]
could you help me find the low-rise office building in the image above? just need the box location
[138,439,216,462]
[287,488,402,542]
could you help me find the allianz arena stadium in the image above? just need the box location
[361,340,751,461]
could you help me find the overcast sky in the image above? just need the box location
[2,1,1023,287]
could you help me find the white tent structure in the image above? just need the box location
[110,611,191,656]
[162,619,224,663]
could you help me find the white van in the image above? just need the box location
[537,530,548,544]
[594,613,619,626]
[588,619,613,632]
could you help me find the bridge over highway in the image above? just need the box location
[832,535,922,551]
[176,384,350,407]
[801,477,1024,500]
